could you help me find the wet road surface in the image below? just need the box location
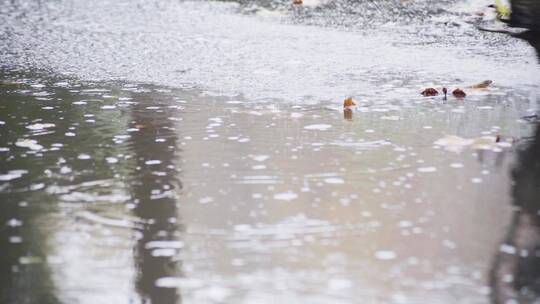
[1,0,540,303]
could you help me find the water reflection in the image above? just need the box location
[0,70,72,304]
[129,91,183,304]
[343,109,353,121]
[491,124,540,303]
[515,31,540,61]
[0,70,185,303]
[489,23,540,303]
[0,194,61,304]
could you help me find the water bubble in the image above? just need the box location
[77,154,91,160]
[304,124,332,131]
[374,250,397,260]
[273,192,298,201]
[417,167,437,173]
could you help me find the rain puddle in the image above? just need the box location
[1,0,540,303]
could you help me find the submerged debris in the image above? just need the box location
[469,80,493,89]
[434,135,512,153]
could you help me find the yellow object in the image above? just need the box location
[495,0,511,19]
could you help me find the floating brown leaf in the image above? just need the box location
[293,0,303,5]
[469,80,492,89]
[343,97,356,108]
[452,88,467,98]
[421,88,439,96]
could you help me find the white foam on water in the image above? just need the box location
[106,157,118,164]
[26,123,55,130]
[0,170,29,181]
[145,160,161,165]
[374,250,397,260]
[199,196,214,204]
[417,167,437,173]
[15,139,43,151]
[273,192,299,201]
[304,124,332,131]
[77,154,91,160]
[324,177,345,184]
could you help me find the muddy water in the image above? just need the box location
[1,0,540,303]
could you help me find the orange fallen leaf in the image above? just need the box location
[343,97,356,108]
[293,0,303,4]
[421,88,438,96]
[452,88,466,98]
[469,80,492,89]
